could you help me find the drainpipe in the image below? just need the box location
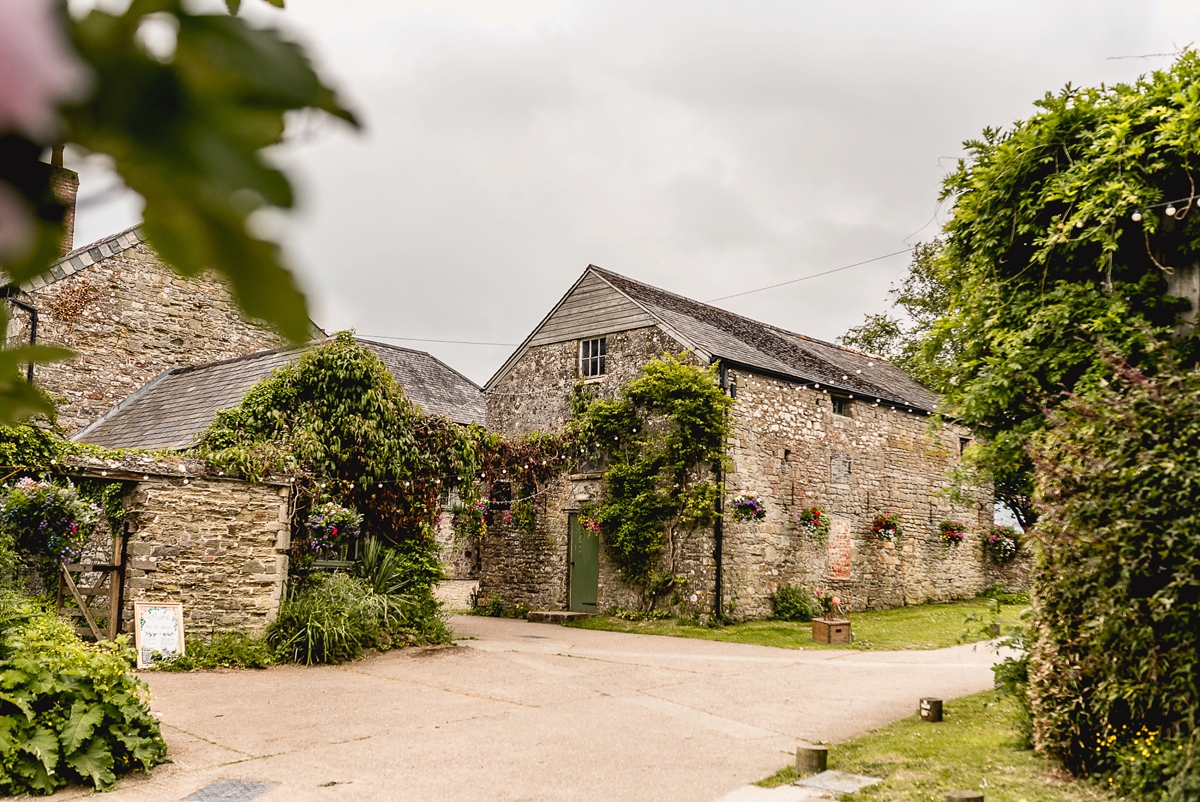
[714,462,724,619]
[4,294,38,384]
[714,360,729,619]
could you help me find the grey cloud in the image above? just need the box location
[71,0,1200,384]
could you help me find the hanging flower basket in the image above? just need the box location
[939,519,966,546]
[0,477,100,588]
[986,525,1020,564]
[872,512,902,541]
[730,492,766,522]
[796,505,830,541]
[305,501,363,560]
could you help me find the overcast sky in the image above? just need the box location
[70,0,1200,384]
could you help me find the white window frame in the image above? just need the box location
[580,337,607,378]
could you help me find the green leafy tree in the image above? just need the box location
[0,0,357,421]
[573,354,732,613]
[196,333,481,589]
[868,54,1200,527]
[839,240,951,389]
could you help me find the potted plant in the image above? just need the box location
[0,477,100,590]
[872,512,902,541]
[730,492,766,522]
[812,589,851,643]
[305,501,363,562]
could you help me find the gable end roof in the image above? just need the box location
[16,225,146,292]
[487,265,939,412]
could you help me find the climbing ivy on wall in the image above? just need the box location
[573,354,731,613]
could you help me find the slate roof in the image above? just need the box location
[489,265,939,412]
[13,225,146,291]
[73,339,485,451]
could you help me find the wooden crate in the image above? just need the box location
[812,617,852,644]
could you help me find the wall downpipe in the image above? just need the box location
[3,293,39,384]
[714,360,729,619]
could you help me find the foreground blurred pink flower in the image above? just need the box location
[0,0,88,260]
[0,0,87,139]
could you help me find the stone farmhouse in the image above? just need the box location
[6,224,291,435]
[480,265,1000,619]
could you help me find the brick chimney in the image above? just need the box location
[49,146,78,254]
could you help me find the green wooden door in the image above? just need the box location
[569,514,599,613]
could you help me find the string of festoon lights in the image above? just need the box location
[1130,193,1199,222]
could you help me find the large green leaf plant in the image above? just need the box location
[0,0,357,421]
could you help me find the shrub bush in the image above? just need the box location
[980,585,1030,606]
[471,594,529,619]
[268,573,449,665]
[770,585,819,622]
[1029,360,1200,800]
[0,593,167,794]
[157,632,275,671]
[609,606,670,621]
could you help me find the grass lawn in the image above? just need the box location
[567,597,1026,651]
[757,691,1113,801]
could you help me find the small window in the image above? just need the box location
[959,437,971,457]
[580,337,607,377]
[832,396,851,416]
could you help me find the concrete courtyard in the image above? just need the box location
[60,616,1003,801]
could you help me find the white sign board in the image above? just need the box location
[134,602,185,669]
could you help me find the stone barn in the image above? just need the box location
[480,265,1001,619]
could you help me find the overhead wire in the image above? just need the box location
[706,248,915,303]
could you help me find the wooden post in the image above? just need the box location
[946,792,984,801]
[108,530,126,640]
[795,743,828,776]
[920,697,943,722]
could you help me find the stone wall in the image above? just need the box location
[10,237,282,434]
[482,326,1005,619]
[121,476,291,636]
[721,368,994,617]
[434,507,480,580]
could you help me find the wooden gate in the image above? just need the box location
[56,527,126,641]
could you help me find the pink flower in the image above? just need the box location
[0,0,88,140]
[0,0,88,259]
